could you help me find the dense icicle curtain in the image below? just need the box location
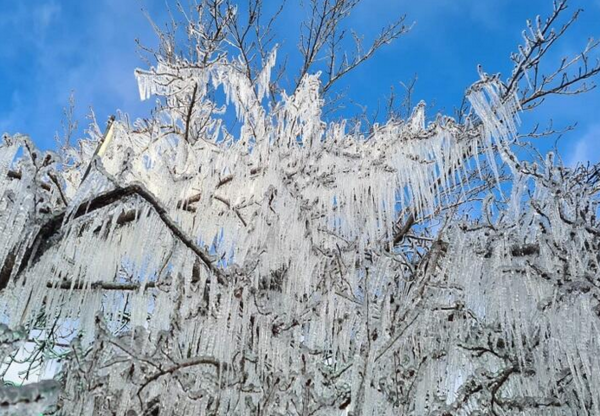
[1,4,600,415]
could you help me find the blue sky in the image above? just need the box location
[1,0,599,165]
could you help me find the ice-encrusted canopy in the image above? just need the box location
[0,27,599,416]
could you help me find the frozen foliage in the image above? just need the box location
[1,1,600,414]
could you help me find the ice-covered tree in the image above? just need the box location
[1,0,600,414]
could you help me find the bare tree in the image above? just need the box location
[1,1,600,415]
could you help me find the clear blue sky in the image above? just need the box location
[1,0,599,165]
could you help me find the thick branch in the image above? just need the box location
[46,279,157,291]
[15,183,219,284]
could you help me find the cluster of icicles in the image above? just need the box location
[1,46,598,415]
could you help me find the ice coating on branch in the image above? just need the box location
[0,380,60,415]
[0,137,38,296]
[256,47,277,101]
[2,38,597,416]
[468,76,520,142]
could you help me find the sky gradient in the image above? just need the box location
[1,0,599,165]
